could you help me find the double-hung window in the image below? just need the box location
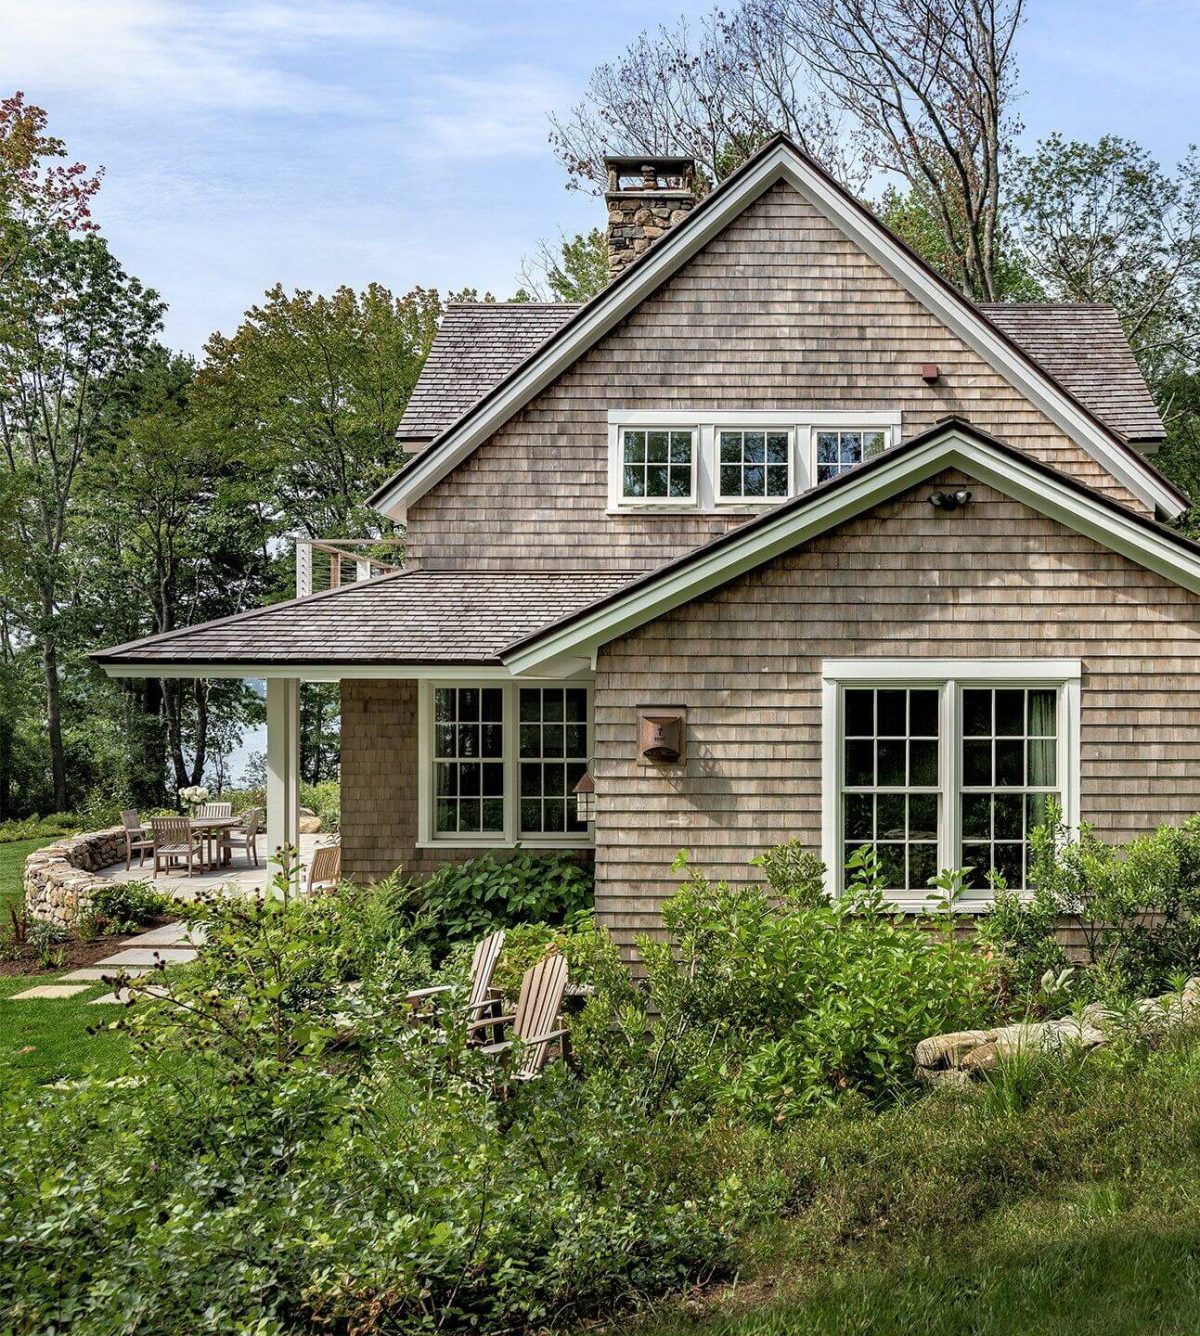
[815,428,889,484]
[420,681,594,847]
[823,661,1080,906]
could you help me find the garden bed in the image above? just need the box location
[0,912,179,977]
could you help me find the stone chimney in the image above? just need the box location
[604,156,699,281]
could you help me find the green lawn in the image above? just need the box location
[1,835,134,1084]
[0,836,47,922]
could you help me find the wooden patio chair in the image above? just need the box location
[305,843,341,896]
[220,807,261,867]
[468,953,570,1083]
[404,928,506,1029]
[121,808,153,870]
[197,801,233,819]
[151,816,203,877]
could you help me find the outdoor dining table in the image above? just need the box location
[187,815,242,871]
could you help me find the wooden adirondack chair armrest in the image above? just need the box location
[461,996,503,1015]
[467,1012,515,1034]
[404,984,453,1005]
[476,1040,513,1058]
[524,1027,568,1047]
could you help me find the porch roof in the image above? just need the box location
[92,568,636,675]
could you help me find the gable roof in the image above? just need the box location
[502,418,1200,678]
[93,568,636,677]
[370,134,1184,521]
[979,303,1163,443]
[396,303,580,445]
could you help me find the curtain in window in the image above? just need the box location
[1027,688,1057,787]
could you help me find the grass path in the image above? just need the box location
[0,836,48,922]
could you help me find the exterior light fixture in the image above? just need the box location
[928,489,973,510]
[573,768,596,823]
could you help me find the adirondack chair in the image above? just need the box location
[404,929,506,1031]
[304,843,342,896]
[468,953,569,1082]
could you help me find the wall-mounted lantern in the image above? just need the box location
[637,706,686,763]
[572,768,596,823]
[928,489,972,511]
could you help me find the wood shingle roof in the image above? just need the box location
[93,569,636,669]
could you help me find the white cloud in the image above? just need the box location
[409,65,575,163]
[0,0,465,113]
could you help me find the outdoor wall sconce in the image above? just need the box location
[920,363,940,383]
[572,769,596,823]
[637,706,686,763]
[928,489,972,511]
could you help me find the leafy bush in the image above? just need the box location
[979,811,1200,1003]
[0,812,85,843]
[634,849,991,1120]
[301,779,341,833]
[412,850,594,954]
[85,881,170,936]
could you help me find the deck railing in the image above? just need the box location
[295,538,404,598]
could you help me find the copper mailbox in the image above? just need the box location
[637,706,686,763]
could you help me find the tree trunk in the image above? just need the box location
[42,632,67,812]
[129,677,169,808]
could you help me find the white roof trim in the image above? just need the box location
[503,426,1200,676]
[97,663,593,684]
[374,140,1181,520]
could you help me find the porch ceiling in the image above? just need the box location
[92,568,636,677]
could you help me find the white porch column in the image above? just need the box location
[266,677,301,864]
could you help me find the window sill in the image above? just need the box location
[606,501,782,517]
[416,838,595,852]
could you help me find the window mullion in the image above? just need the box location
[943,679,960,877]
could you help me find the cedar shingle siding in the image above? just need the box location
[405,181,1147,574]
[590,468,1200,952]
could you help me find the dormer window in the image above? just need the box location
[608,411,900,513]
[620,428,696,503]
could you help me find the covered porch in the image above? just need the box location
[91,568,630,883]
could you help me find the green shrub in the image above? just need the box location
[0,813,85,843]
[412,850,594,954]
[979,811,1200,1003]
[86,881,170,936]
[301,779,341,833]
[635,849,991,1120]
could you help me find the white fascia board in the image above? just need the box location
[822,658,1081,682]
[503,430,1200,676]
[373,140,1178,521]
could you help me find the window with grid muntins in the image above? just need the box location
[433,686,505,835]
[842,687,940,892]
[621,429,694,500]
[960,687,1058,890]
[717,429,790,499]
[816,428,888,483]
[518,687,589,835]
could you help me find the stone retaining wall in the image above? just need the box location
[916,976,1200,1087]
[23,828,126,929]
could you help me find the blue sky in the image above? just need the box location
[2,0,1198,357]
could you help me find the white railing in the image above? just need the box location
[295,537,404,598]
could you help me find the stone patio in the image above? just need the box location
[93,832,328,900]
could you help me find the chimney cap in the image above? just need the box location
[602,154,697,172]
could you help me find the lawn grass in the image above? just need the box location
[1,834,135,1085]
[635,1039,1200,1336]
[0,836,48,922]
[0,975,133,1085]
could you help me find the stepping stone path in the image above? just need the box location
[4,919,203,1003]
[9,983,92,1000]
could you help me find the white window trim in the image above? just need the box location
[606,410,901,514]
[416,679,594,850]
[608,424,700,509]
[820,659,1081,911]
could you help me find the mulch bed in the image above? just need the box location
[0,912,182,977]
